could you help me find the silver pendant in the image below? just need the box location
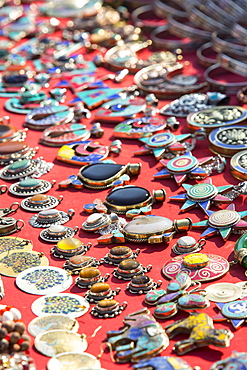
[9,178,56,197]
[0,158,54,181]
[29,209,75,228]
[21,194,63,212]
[40,225,79,243]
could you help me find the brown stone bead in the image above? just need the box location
[131,275,150,285]
[90,283,110,293]
[98,299,117,308]
[0,141,27,154]
[110,246,131,256]
[79,267,100,279]
[69,255,92,266]
[118,259,139,271]
[29,194,49,204]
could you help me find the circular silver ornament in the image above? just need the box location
[205,282,242,302]
[28,314,79,337]
[21,194,63,212]
[9,178,56,197]
[39,224,79,243]
[29,209,75,228]
[172,236,206,254]
[0,158,54,181]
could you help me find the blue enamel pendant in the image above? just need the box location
[56,140,109,166]
[113,116,168,139]
[25,105,74,130]
[214,299,247,329]
[76,88,124,110]
[95,96,146,122]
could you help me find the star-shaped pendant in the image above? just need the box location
[192,204,247,240]
[214,298,247,330]
[154,152,224,186]
[170,178,234,213]
[134,132,194,160]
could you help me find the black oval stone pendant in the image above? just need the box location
[106,186,150,207]
[80,163,125,182]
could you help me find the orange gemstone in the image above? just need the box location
[98,299,117,308]
[90,283,110,293]
[79,268,100,279]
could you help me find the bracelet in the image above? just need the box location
[151,25,204,52]
[131,5,166,32]
[204,63,247,95]
[188,5,229,32]
[168,16,211,41]
[232,23,247,45]
[153,0,187,19]
[215,0,246,20]
[237,86,247,104]
[196,42,217,68]
[203,1,240,27]
[212,31,247,56]
[217,53,247,77]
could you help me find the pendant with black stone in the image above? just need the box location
[126,275,162,294]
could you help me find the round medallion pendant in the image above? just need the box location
[222,300,247,319]
[208,209,241,228]
[167,155,198,174]
[187,182,218,201]
[147,132,176,148]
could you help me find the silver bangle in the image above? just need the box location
[232,23,247,45]
[212,31,247,57]
[168,15,211,41]
[203,1,240,27]
[188,5,229,32]
[204,63,247,95]
[151,25,204,52]
[153,0,187,19]
[217,52,247,77]
[215,0,247,21]
[131,5,166,32]
[196,42,217,68]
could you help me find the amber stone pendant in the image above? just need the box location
[91,299,127,318]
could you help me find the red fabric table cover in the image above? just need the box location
[0,8,247,370]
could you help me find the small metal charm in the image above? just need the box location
[75,267,110,289]
[59,162,141,190]
[82,213,127,235]
[209,125,247,157]
[9,178,56,197]
[0,217,24,236]
[21,194,63,212]
[134,129,206,160]
[0,202,19,218]
[113,259,152,280]
[154,152,226,186]
[192,204,247,240]
[127,275,162,294]
[91,299,127,318]
[210,352,247,370]
[85,282,121,303]
[0,158,54,181]
[51,237,91,259]
[40,225,79,243]
[106,308,169,362]
[205,283,242,303]
[64,255,100,274]
[165,312,233,355]
[29,209,75,228]
[172,236,206,254]
[170,178,247,214]
[187,106,247,134]
[0,184,7,194]
[102,246,140,266]
[0,118,27,142]
[83,186,165,215]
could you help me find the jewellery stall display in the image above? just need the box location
[0,1,247,369]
